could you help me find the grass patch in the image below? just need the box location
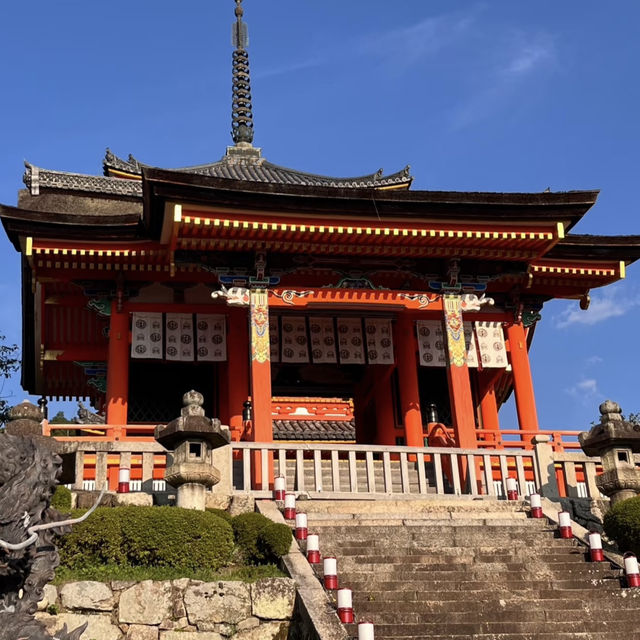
[53,562,286,585]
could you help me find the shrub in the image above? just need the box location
[232,512,293,564]
[604,496,640,557]
[51,485,72,512]
[232,512,271,564]
[59,506,234,572]
[258,522,293,562]
[206,507,233,524]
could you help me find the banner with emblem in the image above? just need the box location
[475,321,507,368]
[364,318,394,365]
[195,314,226,362]
[280,316,309,363]
[416,320,446,367]
[336,318,365,364]
[165,313,194,362]
[308,316,337,363]
[464,322,479,368]
[131,312,163,359]
[269,316,280,363]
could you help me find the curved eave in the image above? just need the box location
[548,234,640,264]
[142,167,597,240]
[0,203,143,251]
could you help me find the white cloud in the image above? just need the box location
[358,11,477,70]
[585,355,604,366]
[565,378,599,399]
[254,57,324,80]
[554,288,639,329]
[501,37,555,77]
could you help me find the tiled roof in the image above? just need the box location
[273,419,355,441]
[104,148,412,190]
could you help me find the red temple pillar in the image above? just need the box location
[249,289,273,487]
[506,322,539,432]
[227,307,249,441]
[394,314,423,448]
[106,308,129,426]
[443,295,477,448]
[478,370,501,433]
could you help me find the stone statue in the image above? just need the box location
[0,402,104,639]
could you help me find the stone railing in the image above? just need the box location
[35,578,296,639]
[61,436,624,501]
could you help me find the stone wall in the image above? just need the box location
[35,578,295,640]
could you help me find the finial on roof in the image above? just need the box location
[231,0,254,145]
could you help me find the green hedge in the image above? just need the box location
[59,506,234,571]
[604,496,640,557]
[51,485,72,512]
[232,512,292,564]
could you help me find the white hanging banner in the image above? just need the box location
[166,313,194,362]
[269,316,280,363]
[280,316,309,363]
[131,312,163,360]
[475,321,507,368]
[464,322,479,368]
[336,318,365,364]
[309,317,337,363]
[416,320,446,367]
[364,318,394,364]
[196,314,227,362]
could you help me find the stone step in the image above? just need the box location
[328,556,600,569]
[346,630,638,640]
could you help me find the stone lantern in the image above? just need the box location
[155,390,230,510]
[579,400,640,505]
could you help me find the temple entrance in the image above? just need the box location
[128,361,219,423]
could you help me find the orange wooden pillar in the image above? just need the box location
[227,307,250,441]
[506,322,539,432]
[394,314,423,448]
[249,289,273,488]
[106,308,129,427]
[443,295,477,449]
[374,368,397,445]
[478,370,501,440]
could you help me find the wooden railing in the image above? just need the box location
[230,441,540,499]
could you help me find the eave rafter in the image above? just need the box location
[174,212,565,260]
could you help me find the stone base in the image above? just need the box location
[115,492,153,507]
[176,483,207,511]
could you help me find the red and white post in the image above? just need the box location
[358,621,375,639]
[337,588,354,623]
[117,467,130,493]
[529,493,543,518]
[558,511,572,539]
[306,533,321,564]
[323,556,338,590]
[624,553,640,587]
[588,531,604,562]
[284,492,296,520]
[274,475,286,501]
[506,477,518,501]
[295,512,308,541]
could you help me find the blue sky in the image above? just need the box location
[0,1,639,429]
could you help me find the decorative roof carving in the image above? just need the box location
[24,162,142,198]
[103,149,412,189]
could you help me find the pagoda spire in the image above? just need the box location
[231,0,254,145]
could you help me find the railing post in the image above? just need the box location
[73,450,85,490]
[532,435,560,497]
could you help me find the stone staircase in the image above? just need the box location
[296,499,640,639]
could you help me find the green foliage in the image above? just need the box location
[206,507,233,524]
[232,512,292,564]
[53,562,286,585]
[59,506,234,572]
[258,522,293,562]
[49,411,71,424]
[0,335,19,425]
[51,485,72,512]
[46,604,59,615]
[604,496,640,557]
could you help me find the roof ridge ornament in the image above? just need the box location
[231,0,254,145]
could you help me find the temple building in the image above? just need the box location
[2,0,640,454]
